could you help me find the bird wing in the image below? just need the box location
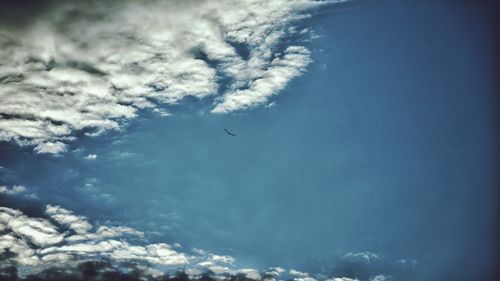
[224,129,236,136]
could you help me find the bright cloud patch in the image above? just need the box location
[0,0,340,154]
[84,154,98,160]
[0,206,210,270]
[0,185,26,195]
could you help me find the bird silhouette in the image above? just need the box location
[224,128,236,136]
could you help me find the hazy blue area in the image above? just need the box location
[1,1,498,280]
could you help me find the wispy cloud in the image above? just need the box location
[0,185,26,195]
[343,252,380,264]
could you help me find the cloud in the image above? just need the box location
[192,248,235,275]
[239,268,262,280]
[0,184,39,200]
[0,260,330,281]
[0,206,189,269]
[153,108,171,117]
[322,251,419,281]
[0,205,263,277]
[33,141,68,155]
[0,204,404,281]
[290,269,310,277]
[0,0,337,154]
[0,207,64,248]
[0,234,40,266]
[211,46,311,113]
[369,275,392,281]
[45,205,92,234]
[268,267,286,276]
[84,154,97,160]
[343,252,380,264]
[0,185,26,195]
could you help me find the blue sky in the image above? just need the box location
[0,1,499,281]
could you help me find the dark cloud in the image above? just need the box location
[0,258,215,281]
[0,0,52,29]
[0,254,270,281]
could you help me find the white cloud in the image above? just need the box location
[343,252,380,264]
[267,267,286,277]
[0,207,64,247]
[65,225,144,242]
[84,153,97,160]
[153,108,171,117]
[290,269,310,277]
[33,141,68,155]
[40,240,189,266]
[45,204,92,234]
[212,46,311,113]
[289,269,318,281]
[0,205,237,273]
[0,0,337,153]
[294,277,317,281]
[369,275,392,281]
[0,185,26,195]
[240,268,262,280]
[0,234,40,266]
[194,249,236,274]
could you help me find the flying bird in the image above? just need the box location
[224,128,236,136]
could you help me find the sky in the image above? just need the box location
[0,1,499,281]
